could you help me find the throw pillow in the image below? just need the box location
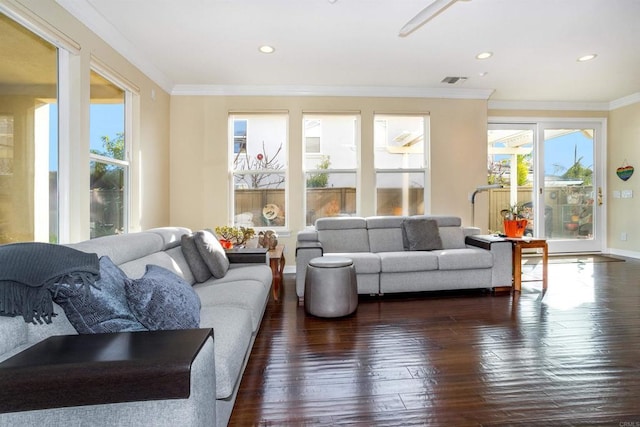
[125,264,201,331]
[181,233,212,283]
[52,256,147,334]
[194,229,230,279]
[402,218,443,251]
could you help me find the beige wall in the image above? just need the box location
[14,0,171,241]
[170,96,489,259]
[608,102,640,255]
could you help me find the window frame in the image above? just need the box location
[303,113,360,225]
[229,112,289,231]
[373,113,431,216]
[88,64,133,238]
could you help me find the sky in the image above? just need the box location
[544,132,593,176]
[49,103,124,171]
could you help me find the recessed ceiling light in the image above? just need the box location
[577,54,597,62]
[476,51,493,60]
[259,45,275,54]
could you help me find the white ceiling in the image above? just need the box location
[56,0,640,106]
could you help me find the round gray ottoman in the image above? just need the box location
[304,256,358,318]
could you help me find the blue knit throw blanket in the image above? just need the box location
[0,242,100,324]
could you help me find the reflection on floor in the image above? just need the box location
[230,258,640,426]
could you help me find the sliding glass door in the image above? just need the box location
[488,120,605,253]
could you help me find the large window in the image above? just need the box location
[304,114,359,225]
[374,114,428,216]
[89,69,127,238]
[0,12,58,243]
[230,113,288,228]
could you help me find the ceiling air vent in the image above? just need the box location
[441,76,468,84]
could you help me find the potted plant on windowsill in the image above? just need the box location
[500,204,528,238]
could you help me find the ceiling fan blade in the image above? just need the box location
[399,0,459,37]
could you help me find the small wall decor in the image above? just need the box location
[616,160,634,181]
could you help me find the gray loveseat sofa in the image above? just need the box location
[296,215,512,302]
[0,227,272,427]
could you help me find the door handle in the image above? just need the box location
[597,187,603,206]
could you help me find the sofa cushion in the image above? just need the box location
[181,233,212,283]
[367,216,406,253]
[436,248,493,270]
[199,306,253,399]
[379,251,439,273]
[194,280,268,332]
[402,218,443,251]
[316,217,370,253]
[327,252,381,274]
[213,264,273,291]
[68,232,164,266]
[439,227,466,249]
[125,265,201,330]
[194,230,230,279]
[51,256,147,334]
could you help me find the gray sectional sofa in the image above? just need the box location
[296,215,513,302]
[0,227,272,427]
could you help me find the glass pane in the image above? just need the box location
[232,115,287,173]
[90,71,125,160]
[306,172,356,225]
[233,119,247,154]
[0,14,58,243]
[374,115,424,169]
[231,114,288,228]
[303,115,357,169]
[487,129,534,235]
[90,161,124,238]
[234,172,286,227]
[376,172,424,216]
[544,129,595,240]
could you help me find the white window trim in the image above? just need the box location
[88,63,132,236]
[373,113,431,215]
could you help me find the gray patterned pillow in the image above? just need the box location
[402,218,443,251]
[181,233,212,283]
[52,256,147,333]
[125,264,200,330]
[194,229,230,278]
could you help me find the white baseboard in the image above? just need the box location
[606,248,640,260]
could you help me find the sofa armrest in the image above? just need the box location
[466,235,513,287]
[0,329,213,413]
[226,247,269,265]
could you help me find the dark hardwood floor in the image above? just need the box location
[229,257,640,426]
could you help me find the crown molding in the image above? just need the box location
[171,84,495,99]
[488,99,610,112]
[609,92,640,110]
[489,93,640,112]
[55,0,174,93]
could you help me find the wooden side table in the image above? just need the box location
[507,237,548,292]
[269,245,285,301]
